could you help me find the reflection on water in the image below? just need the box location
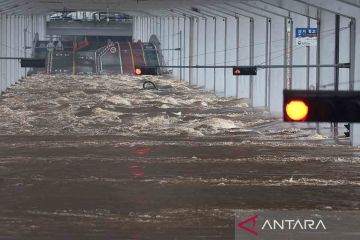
[0,74,359,239]
[130,163,145,177]
[134,146,152,157]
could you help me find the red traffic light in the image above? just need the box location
[135,68,142,75]
[233,67,257,76]
[285,100,309,121]
[134,66,159,76]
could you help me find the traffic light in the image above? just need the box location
[344,123,350,137]
[283,90,360,122]
[20,58,46,68]
[285,100,309,121]
[134,66,159,76]
[135,67,142,75]
[233,67,257,76]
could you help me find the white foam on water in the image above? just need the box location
[143,115,179,126]
[144,176,360,187]
[276,128,302,134]
[0,106,14,114]
[159,104,171,109]
[234,103,249,108]
[202,118,241,129]
[55,97,70,105]
[200,101,208,107]
[301,134,328,140]
[92,108,123,121]
[244,119,271,127]
[180,99,198,105]
[103,96,132,106]
[0,73,343,143]
[161,96,181,106]
[280,177,360,186]
[68,91,88,98]
[177,127,204,137]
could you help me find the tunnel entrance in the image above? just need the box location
[33,36,161,75]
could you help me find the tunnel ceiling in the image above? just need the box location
[0,0,260,15]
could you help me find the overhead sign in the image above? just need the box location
[283,90,360,123]
[295,28,318,46]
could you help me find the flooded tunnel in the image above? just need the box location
[0,0,360,239]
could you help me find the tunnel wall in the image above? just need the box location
[0,15,47,94]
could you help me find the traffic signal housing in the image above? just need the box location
[344,123,350,137]
[134,66,159,76]
[233,67,257,76]
[283,90,360,123]
[20,58,46,68]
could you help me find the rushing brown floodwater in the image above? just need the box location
[0,74,359,239]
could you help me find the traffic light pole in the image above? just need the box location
[333,14,341,138]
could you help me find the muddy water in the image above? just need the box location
[0,74,359,239]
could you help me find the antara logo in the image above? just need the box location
[262,219,326,230]
[237,215,326,236]
[237,215,258,236]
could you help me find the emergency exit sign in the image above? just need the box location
[295,28,318,46]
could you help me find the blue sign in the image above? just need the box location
[295,28,318,38]
[295,28,318,46]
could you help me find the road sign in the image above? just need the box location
[110,46,117,54]
[295,28,318,46]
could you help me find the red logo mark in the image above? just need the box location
[237,215,258,236]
